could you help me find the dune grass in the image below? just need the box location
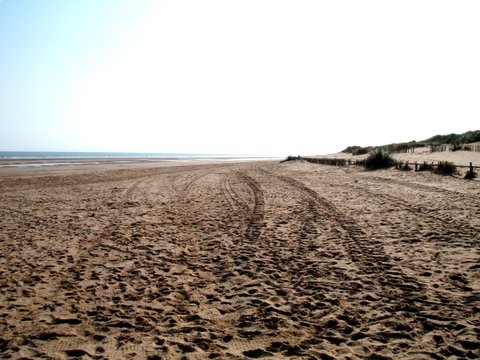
[342,130,480,155]
[364,150,396,170]
[435,162,457,176]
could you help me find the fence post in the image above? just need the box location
[415,162,418,171]
[470,162,474,174]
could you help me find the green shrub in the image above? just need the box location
[435,161,457,176]
[364,150,396,170]
[352,147,370,156]
[342,146,370,155]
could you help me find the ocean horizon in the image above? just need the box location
[0,151,279,168]
[0,151,270,159]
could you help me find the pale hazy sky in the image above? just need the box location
[1,1,479,155]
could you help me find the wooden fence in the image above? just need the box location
[285,157,478,173]
[284,157,366,166]
[430,143,480,152]
[282,156,365,166]
[394,161,479,172]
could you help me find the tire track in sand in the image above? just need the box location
[327,179,480,246]
[236,171,266,243]
[265,171,426,302]
[220,171,250,214]
[225,169,430,358]
[267,168,479,358]
[362,174,471,197]
[314,176,480,316]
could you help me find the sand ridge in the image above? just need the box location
[0,161,479,359]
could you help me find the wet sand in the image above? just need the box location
[0,160,479,359]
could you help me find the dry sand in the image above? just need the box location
[0,159,479,359]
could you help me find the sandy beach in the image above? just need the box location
[0,159,479,359]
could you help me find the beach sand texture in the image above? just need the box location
[0,161,479,359]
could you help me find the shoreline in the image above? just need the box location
[0,157,280,178]
[0,155,279,165]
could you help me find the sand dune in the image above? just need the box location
[0,160,479,359]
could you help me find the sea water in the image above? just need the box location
[0,151,276,168]
[0,151,247,159]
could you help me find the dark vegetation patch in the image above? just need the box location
[435,161,457,176]
[464,168,478,179]
[364,150,396,170]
